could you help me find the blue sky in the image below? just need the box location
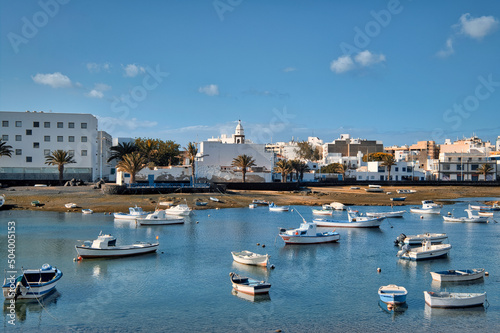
[1,0,500,148]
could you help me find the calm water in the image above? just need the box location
[1,199,500,332]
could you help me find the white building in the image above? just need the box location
[352,161,426,181]
[0,111,103,182]
[430,152,497,181]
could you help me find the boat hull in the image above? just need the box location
[404,234,448,245]
[399,244,452,260]
[424,291,486,308]
[410,208,441,214]
[430,269,485,282]
[113,213,149,220]
[366,211,405,218]
[443,216,489,223]
[2,269,62,300]
[229,273,271,295]
[137,218,184,225]
[75,243,159,258]
[279,233,340,244]
[314,218,383,228]
[231,251,269,266]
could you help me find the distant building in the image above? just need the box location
[352,161,426,181]
[440,136,494,154]
[430,152,497,181]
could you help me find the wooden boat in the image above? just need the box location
[65,203,77,209]
[378,285,408,304]
[269,202,289,212]
[195,201,208,206]
[470,203,500,211]
[113,206,149,219]
[165,203,192,216]
[75,233,159,258]
[366,210,405,218]
[231,250,270,267]
[209,197,221,202]
[443,209,489,223]
[394,233,448,246]
[397,240,451,260]
[478,211,494,217]
[396,189,416,194]
[430,268,485,282]
[314,210,384,228]
[229,272,271,295]
[137,210,184,225]
[424,291,486,308]
[279,222,340,244]
[410,200,441,214]
[82,209,93,214]
[312,209,333,216]
[248,204,257,209]
[390,197,406,202]
[2,264,62,300]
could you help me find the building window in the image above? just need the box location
[2,121,8,127]
[68,122,74,128]
[443,164,450,171]
[15,121,22,127]
[402,167,406,172]
[44,149,51,156]
[44,136,50,142]
[407,166,412,172]
[33,142,40,148]
[81,150,87,156]
[15,135,21,141]
[1,135,8,141]
[44,122,50,128]
[16,149,22,155]
[81,136,87,142]
[395,167,399,172]
[26,129,32,135]
[33,121,39,127]
[69,136,75,142]
[81,123,87,129]
[471,164,479,171]
[26,156,32,163]
[68,150,74,157]
[57,136,63,142]
[57,122,63,128]
[457,165,462,171]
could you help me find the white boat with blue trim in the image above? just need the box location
[397,240,451,260]
[378,284,408,304]
[2,264,62,300]
[75,233,159,258]
[113,206,149,219]
[314,209,384,228]
[229,272,271,295]
[424,291,486,308]
[443,208,489,223]
[137,210,184,225]
[430,268,485,282]
[165,203,192,216]
[279,222,340,244]
[410,200,441,214]
[269,202,289,212]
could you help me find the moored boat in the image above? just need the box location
[231,250,270,267]
[396,189,416,194]
[2,264,62,300]
[279,222,340,244]
[478,211,494,217]
[195,201,208,206]
[397,240,451,260]
[82,209,93,214]
[248,203,257,209]
[113,206,149,219]
[312,209,333,216]
[390,197,406,202]
[136,210,184,225]
[424,291,486,308]
[443,208,489,223]
[165,203,192,216]
[252,199,269,205]
[470,203,500,211]
[269,202,289,212]
[366,210,405,218]
[229,272,271,295]
[322,202,345,210]
[394,233,448,246]
[75,233,159,258]
[365,185,384,193]
[378,284,408,304]
[410,200,441,214]
[314,209,384,228]
[65,203,77,209]
[430,268,485,282]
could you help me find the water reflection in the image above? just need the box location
[3,290,61,322]
[423,303,486,319]
[231,262,270,279]
[231,290,271,303]
[378,300,408,320]
[113,219,138,229]
[430,278,485,289]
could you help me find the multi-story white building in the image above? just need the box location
[430,152,497,181]
[352,161,426,181]
[0,111,103,182]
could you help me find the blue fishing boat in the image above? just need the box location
[378,284,408,304]
[2,264,62,300]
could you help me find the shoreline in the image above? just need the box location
[1,185,499,214]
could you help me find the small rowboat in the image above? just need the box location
[65,203,77,209]
[478,211,494,217]
[249,204,257,209]
[312,209,333,216]
[231,250,270,267]
[279,222,340,244]
[2,264,62,299]
[378,285,408,304]
[430,268,485,282]
[82,209,93,214]
[390,197,406,202]
[229,272,271,295]
[366,210,405,218]
[269,203,289,212]
[424,291,487,308]
[195,201,208,206]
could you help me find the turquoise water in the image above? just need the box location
[1,200,500,332]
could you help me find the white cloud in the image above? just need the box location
[436,38,455,58]
[123,64,146,77]
[354,50,386,67]
[457,13,499,40]
[198,84,219,96]
[97,116,157,132]
[32,72,72,88]
[87,62,111,73]
[330,55,355,73]
[283,67,297,72]
[86,83,111,99]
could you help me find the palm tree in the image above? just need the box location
[381,155,396,181]
[476,163,494,181]
[116,152,147,184]
[334,163,348,180]
[231,154,256,182]
[45,150,76,185]
[291,159,309,182]
[0,140,13,158]
[185,142,198,184]
[107,142,137,163]
[274,159,293,183]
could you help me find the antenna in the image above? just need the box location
[293,207,307,223]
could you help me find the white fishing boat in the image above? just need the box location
[322,202,345,210]
[65,203,77,209]
[430,268,485,282]
[137,210,184,225]
[410,200,441,214]
[249,204,257,209]
[269,202,289,212]
[443,208,489,223]
[279,221,340,244]
[378,285,408,304]
[366,210,405,218]
[312,209,333,216]
[75,233,159,258]
[231,250,270,267]
[165,203,192,216]
[424,291,486,308]
[113,206,149,219]
[394,232,448,246]
[313,209,384,228]
[82,209,93,214]
[229,272,271,295]
[2,264,62,300]
[470,203,500,211]
[397,240,451,260]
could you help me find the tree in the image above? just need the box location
[291,159,309,182]
[320,163,341,174]
[0,140,13,158]
[476,163,494,181]
[185,142,198,183]
[135,138,159,168]
[107,142,137,163]
[334,163,348,180]
[231,154,256,182]
[313,146,322,161]
[295,141,315,160]
[274,159,293,183]
[381,154,396,180]
[135,138,181,167]
[45,150,76,185]
[116,152,147,184]
[362,152,392,162]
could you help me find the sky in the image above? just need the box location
[1,0,500,148]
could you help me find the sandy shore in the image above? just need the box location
[1,184,499,214]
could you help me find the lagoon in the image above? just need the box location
[1,200,500,332]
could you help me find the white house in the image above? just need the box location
[352,161,426,181]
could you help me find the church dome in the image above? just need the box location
[235,120,244,135]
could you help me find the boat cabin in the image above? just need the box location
[88,234,117,249]
[129,206,145,215]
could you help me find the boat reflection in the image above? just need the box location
[3,290,61,322]
[231,289,271,303]
[430,278,485,289]
[231,261,270,278]
[423,303,486,319]
[113,218,138,229]
[378,300,408,320]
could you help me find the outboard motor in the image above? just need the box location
[396,244,412,257]
[394,233,406,246]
